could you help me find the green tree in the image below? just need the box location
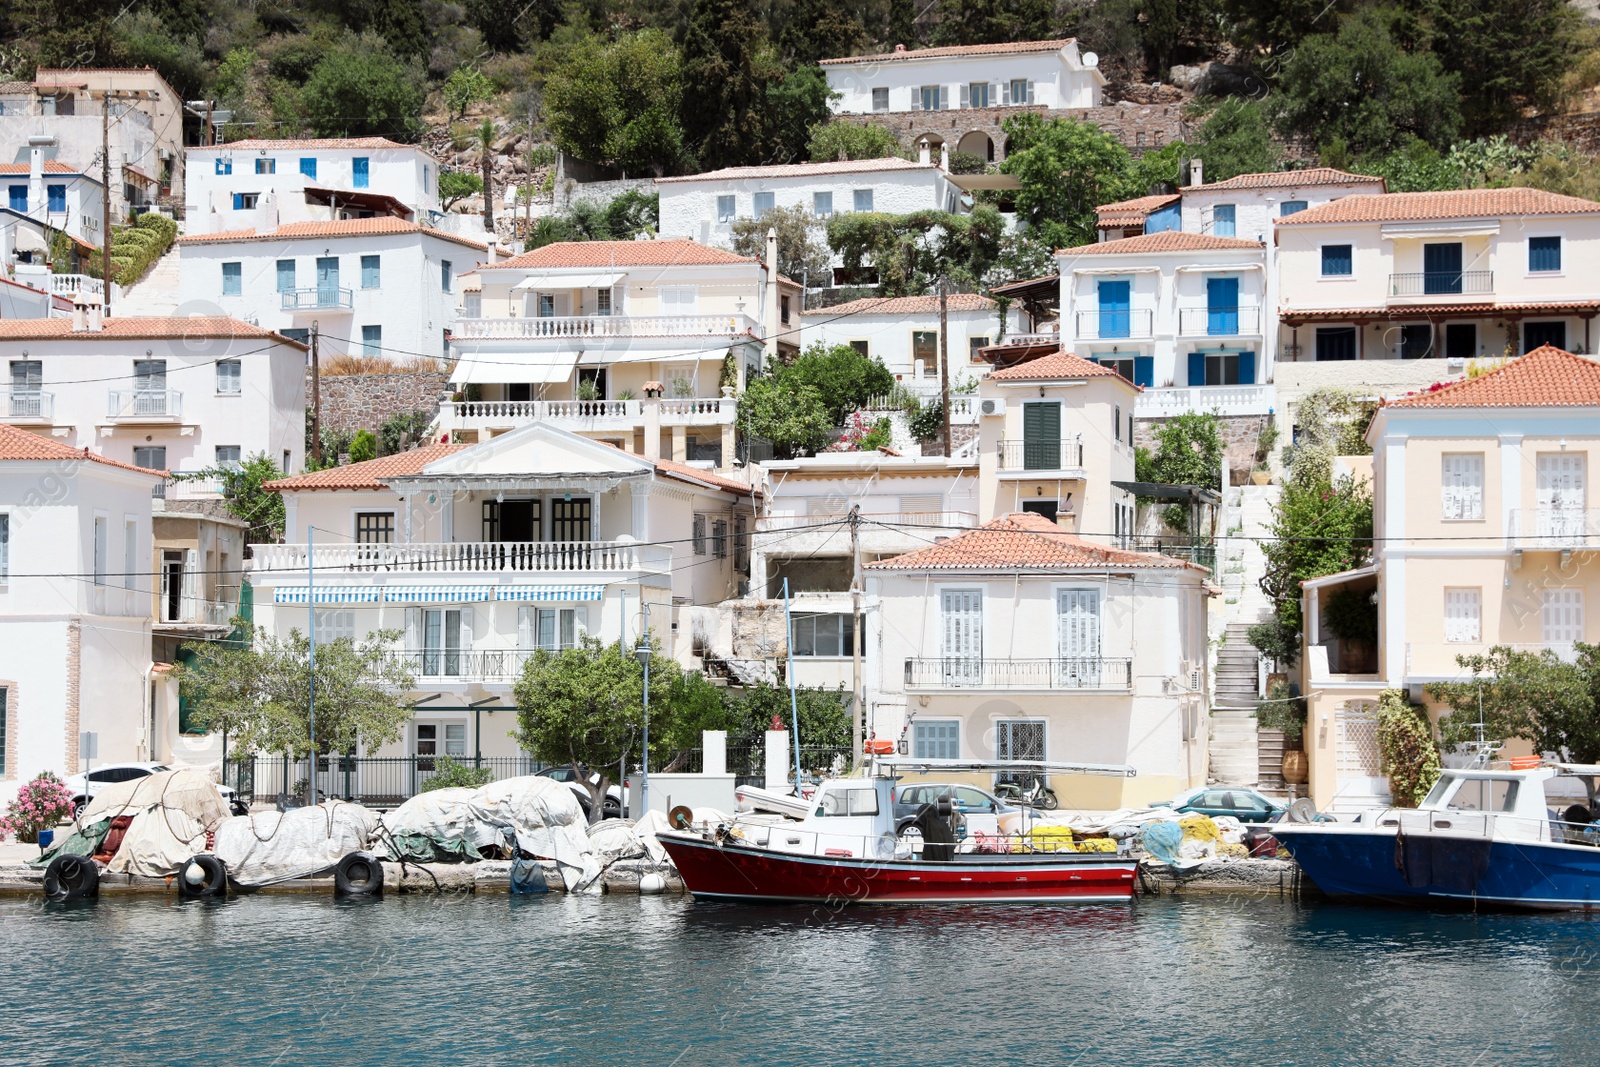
[527,189,659,248]
[826,206,1008,295]
[1219,0,1356,54]
[1426,646,1600,764]
[216,453,286,545]
[300,36,426,141]
[1413,0,1578,138]
[442,65,495,121]
[544,29,689,176]
[438,170,483,211]
[723,683,853,750]
[1376,689,1442,807]
[476,118,497,232]
[1256,466,1374,647]
[763,64,836,166]
[730,204,831,286]
[775,0,866,65]
[1134,412,1224,489]
[1272,7,1462,157]
[928,0,1054,45]
[679,0,779,171]
[175,623,416,764]
[1191,98,1282,183]
[349,429,377,463]
[114,10,206,99]
[1000,113,1142,249]
[778,343,897,424]
[739,376,834,458]
[421,756,495,792]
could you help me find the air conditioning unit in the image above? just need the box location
[979,397,1006,418]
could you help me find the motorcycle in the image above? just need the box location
[994,776,1059,811]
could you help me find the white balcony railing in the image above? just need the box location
[436,397,736,433]
[4,390,54,421]
[453,314,762,341]
[1507,508,1600,550]
[252,539,673,576]
[158,595,236,626]
[50,273,105,300]
[1135,384,1274,418]
[107,389,182,419]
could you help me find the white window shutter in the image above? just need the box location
[990,82,1000,108]
[940,86,949,110]
[1027,81,1036,105]
[1001,81,1011,105]
[517,604,533,650]
[959,84,969,109]
[182,548,199,611]
[405,607,421,650]
[910,91,921,112]
[1441,455,1460,519]
[458,605,474,649]
[573,604,589,639]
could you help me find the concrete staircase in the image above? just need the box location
[1206,483,1282,786]
[113,249,181,317]
[1210,622,1262,784]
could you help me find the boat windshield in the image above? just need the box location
[1425,776,1520,812]
[816,788,880,817]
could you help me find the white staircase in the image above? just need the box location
[1207,483,1282,786]
[113,249,181,317]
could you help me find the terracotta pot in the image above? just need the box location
[1250,471,1272,485]
[1282,749,1309,785]
[1266,671,1288,693]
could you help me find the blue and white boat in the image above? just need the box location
[1274,763,1600,911]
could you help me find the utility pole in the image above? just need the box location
[938,278,951,456]
[849,504,863,770]
[310,321,322,467]
[101,93,112,315]
[205,98,213,147]
[307,526,317,807]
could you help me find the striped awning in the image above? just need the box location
[383,586,494,603]
[274,587,381,605]
[495,585,605,602]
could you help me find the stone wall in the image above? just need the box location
[1135,413,1271,486]
[838,102,1189,159]
[310,371,452,442]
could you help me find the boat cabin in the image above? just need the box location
[1353,765,1595,845]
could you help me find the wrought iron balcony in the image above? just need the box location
[1177,306,1263,336]
[1389,271,1493,297]
[1074,308,1153,340]
[281,287,354,311]
[903,657,1133,691]
[997,437,1085,471]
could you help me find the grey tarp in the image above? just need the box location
[213,802,381,887]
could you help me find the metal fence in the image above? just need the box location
[225,754,542,808]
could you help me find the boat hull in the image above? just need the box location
[658,832,1137,905]
[1276,827,1600,912]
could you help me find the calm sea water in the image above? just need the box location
[3,891,1598,1066]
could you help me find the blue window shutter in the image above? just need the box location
[1530,236,1561,272]
[1134,356,1154,388]
[276,260,295,293]
[46,185,65,212]
[1097,279,1130,339]
[1321,245,1352,276]
[300,157,317,179]
[1188,351,1207,387]
[231,192,244,210]
[1213,205,1235,237]
[352,158,369,188]
[1237,352,1256,385]
[7,186,24,211]
[1206,277,1239,335]
[215,158,230,175]
[1280,201,1307,216]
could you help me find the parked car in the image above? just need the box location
[63,762,247,816]
[537,765,624,818]
[893,783,1018,840]
[1152,786,1287,824]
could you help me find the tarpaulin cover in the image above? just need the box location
[380,776,599,891]
[29,818,111,868]
[589,817,668,867]
[213,802,381,887]
[70,770,230,877]
[1141,821,1185,867]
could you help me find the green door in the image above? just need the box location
[1022,402,1061,470]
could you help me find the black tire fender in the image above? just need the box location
[334,851,385,896]
[43,854,100,903]
[178,854,228,899]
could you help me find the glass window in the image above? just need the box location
[222,262,242,296]
[1399,323,1433,359]
[280,328,309,345]
[1009,78,1029,104]
[1280,200,1307,216]
[1441,454,1484,520]
[214,445,242,469]
[913,330,938,375]
[255,158,275,174]
[791,613,855,657]
[913,721,959,760]
[1444,588,1481,643]
[848,340,869,357]
[1321,245,1353,276]
[276,259,295,293]
[1530,236,1561,273]
[595,289,612,316]
[214,158,231,175]
[232,192,259,210]
[538,293,555,317]
[871,87,889,111]
[361,325,382,357]
[817,788,879,817]
[352,157,369,188]
[692,514,707,556]
[441,260,453,292]
[421,610,462,678]
[1315,327,1356,361]
[968,82,989,108]
[361,254,380,289]
[444,723,467,756]
[536,608,580,651]
[919,86,943,111]
[550,498,592,541]
[46,185,65,212]
[1212,204,1236,237]
[214,361,241,395]
[853,188,874,213]
[134,446,166,469]
[813,191,832,216]
[299,157,317,179]
[753,191,775,216]
[716,195,735,222]
[356,513,394,543]
[0,513,8,580]
[1446,324,1477,359]
[93,515,107,585]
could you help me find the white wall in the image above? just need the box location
[825,43,1101,113]
[185,143,440,234]
[805,305,1014,386]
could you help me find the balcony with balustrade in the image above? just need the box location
[1135,384,1274,418]
[453,313,762,342]
[996,436,1086,477]
[435,394,739,441]
[251,539,674,578]
[1388,271,1493,301]
[1177,305,1263,338]
[3,389,54,424]
[1506,508,1600,552]
[903,657,1134,691]
[106,389,183,422]
[282,287,354,312]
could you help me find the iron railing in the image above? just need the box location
[281,287,354,310]
[1127,535,1217,571]
[903,657,1133,690]
[224,754,542,808]
[1389,271,1493,297]
[997,438,1085,471]
[4,390,52,420]
[1074,308,1154,340]
[1506,507,1600,550]
[1177,306,1262,336]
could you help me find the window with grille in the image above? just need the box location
[551,499,592,541]
[792,613,854,656]
[733,515,748,570]
[355,513,394,544]
[1444,588,1481,643]
[710,518,729,559]
[1441,454,1484,519]
[692,514,708,556]
[995,720,1045,784]
[913,720,959,760]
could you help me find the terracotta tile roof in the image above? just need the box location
[823,293,997,316]
[820,39,1076,65]
[486,239,759,271]
[1385,345,1600,409]
[264,443,470,492]
[179,216,488,251]
[1277,187,1600,225]
[989,273,1059,296]
[651,455,757,496]
[0,316,304,345]
[986,349,1124,381]
[866,512,1193,570]
[0,423,165,475]
[656,157,935,183]
[1059,231,1263,256]
[0,160,81,174]
[191,138,418,152]
[1182,167,1383,192]
[1278,300,1600,324]
[1095,194,1179,227]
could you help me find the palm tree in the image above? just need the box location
[477,118,496,233]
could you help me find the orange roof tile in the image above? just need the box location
[986,349,1125,381]
[1385,345,1600,409]
[1277,187,1600,225]
[265,443,470,492]
[1094,194,1179,227]
[1060,231,1263,256]
[866,512,1194,570]
[178,216,488,251]
[651,456,757,497]
[190,137,419,152]
[0,316,304,345]
[823,293,996,317]
[1182,167,1383,192]
[0,160,83,175]
[1278,300,1600,324]
[656,157,935,183]
[820,39,1077,64]
[0,423,164,475]
[486,239,759,271]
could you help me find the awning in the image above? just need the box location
[449,351,579,386]
[383,586,494,603]
[944,173,1023,192]
[274,587,381,604]
[496,585,605,602]
[511,271,626,291]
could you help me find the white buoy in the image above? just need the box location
[184,862,205,885]
[638,872,666,895]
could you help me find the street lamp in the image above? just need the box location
[634,640,651,818]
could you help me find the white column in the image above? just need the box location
[702,730,727,776]
[764,729,790,791]
[440,490,454,543]
[1500,433,1524,540]
[630,482,651,542]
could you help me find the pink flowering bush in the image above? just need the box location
[0,772,76,844]
[826,411,893,453]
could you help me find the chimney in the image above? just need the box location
[762,226,779,376]
[1189,157,1204,186]
[71,296,88,332]
[85,294,104,332]
[894,44,907,52]
[939,142,950,173]
[918,137,931,166]
[27,135,54,216]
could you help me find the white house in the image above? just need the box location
[184,138,442,235]
[802,293,1015,391]
[176,217,494,361]
[248,423,755,791]
[0,307,308,486]
[655,157,954,272]
[440,238,801,464]
[0,276,59,320]
[0,423,165,802]
[865,511,1211,809]
[2,143,107,301]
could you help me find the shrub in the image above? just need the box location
[907,399,944,444]
[0,772,76,843]
[380,410,436,454]
[421,756,495,792]
[1254,680,1307,744]
[1376,689,1441,807]
[349,430,377,463]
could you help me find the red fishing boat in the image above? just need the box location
[658,760,1139,905]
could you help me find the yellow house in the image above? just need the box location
[1302,344,1600,809]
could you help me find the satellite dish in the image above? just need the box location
[668,804,694,830]
[1288,797,1318,824]
[1082,51,1099,69]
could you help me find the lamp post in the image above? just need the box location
[634,639,651,818]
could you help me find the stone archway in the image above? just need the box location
[957,130,995,162]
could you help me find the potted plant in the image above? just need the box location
[1254,681,1308,784]
[0,771,76,845]
[1250,418,1279,485]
